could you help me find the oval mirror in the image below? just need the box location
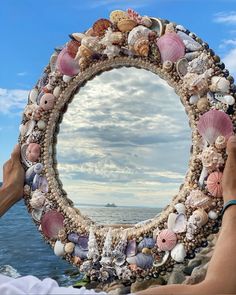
[57,67,191,225]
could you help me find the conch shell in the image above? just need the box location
[133,37,149,56]
[191,209,208,227]
[185,190,211,209]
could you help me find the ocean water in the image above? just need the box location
[0,201,161,285]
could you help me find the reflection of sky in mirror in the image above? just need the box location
[57,67,191,208]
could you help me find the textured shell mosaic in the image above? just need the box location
[19,9,236,283]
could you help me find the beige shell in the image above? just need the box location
[117,19,137,32]
[109,31,124,45]
[76,44,93,60]
[197,97,209,112]
[215,135,227,150]
[192,209,208,227]
[141,16,152,28]
[64,242,75,254]
[201,146,224,170]
[133,37,149,56]
[110,10,128,24]
[165,22,175,33]
[185,190,211,209]
[209,76,230,93]
[142,247,152,255]
[71,32,86,42]
[163,60,173,72]
[81,36,102,52]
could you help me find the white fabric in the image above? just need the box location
[0,274,107,295]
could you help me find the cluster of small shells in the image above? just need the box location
[19,8,236,283]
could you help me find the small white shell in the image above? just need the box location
[63,75,72,83]
[29,88,38,104]
[54,240,65,257]
[223,95,235,105]
[174,203,186,214]
[208,210,218,220]
[37,120,46,130]
[209,76,230,93]
[53,86,61,98]
[189,94,199,104]
[171,243,186,263]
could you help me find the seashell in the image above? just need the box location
[117,19,137,32]
[38,176,48,193]
[63,75,72,83]
[177,31,202,51]
[209,76,230,93]
[137,238,155,251]
[24,104,38,119]
[173,213,187,233]
[215,93,235,105]
[85,27,96,37]
[165,22,175,33]
[19,124,27,137]
[126,253,153,270]
[192,209,208,227]
[176,24,186,32]
[201,146,224,170]
[174,203,186,214]
[186,190,211,209]
[30,190,46,209]
[21,143,33,167]
[68,233,79,244]
[70,33,86,42]
[128,25,151,48]
[206,171,223,198]
[208,210,218,220]
[171,243,186,263]
[156,229,177,251]
[31,208,43,222]
[176,58,188,78]
[87,227,100,262]
[56,48,80,76]
[24,120,36,137]
[149,17,164,37]
[126,240,137,257]
[29,88,38,104]
[25,163,43,184]
[78,57,90,70]
[37,120,46,130]
[142,248,152,255]
[197,110,233,145]
[215,135,227,150]
[41,210,64,239]
[197,97,209,112]
[78,236,89,251]
[153,251,169,267]
[182,72,210,96]
[92,18,112,37]
[163,60,173,72]
[127,8,143,24]
[74,245,88,260]
[39,93,56,111]
[133,37,149,56]
[185,51,201,61]
[54,240,65,257]
[156,32,185,63]
[26,143,41,162]
[37,72,48,90]
[53,86,61,98]
[73,256,82,265]
[189,94,199,104]
[64,242,75,254]
[76,44,93,60]
[187,52,211,75]
[140,16,152,28]
[103,44,120,58]
[110,10,128,24]
[167,213,177,230]
[50,52,58,72]
[67,40,80,58]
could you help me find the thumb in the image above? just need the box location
[11,144,21,161]
[226,135,236,156]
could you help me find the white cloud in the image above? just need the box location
[0,88,29,115]
[17,72,28,77]
[89,0,155,9]
[223,47,236,77]
[214,11,236,24]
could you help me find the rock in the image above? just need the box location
[167,265,186,285]
[131,278,166,293]
[184,265,207,285]
[108,286,130,294]
[106,283,125,292]
[86,281,101,290]
[183,259,202,275]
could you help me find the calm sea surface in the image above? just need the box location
[0,201,161,286]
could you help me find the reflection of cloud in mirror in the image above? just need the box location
[57,67,191,208]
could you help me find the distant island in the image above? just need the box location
[105,203,117,208]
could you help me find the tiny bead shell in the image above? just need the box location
[64,242,75,254]
[37,120,46,130]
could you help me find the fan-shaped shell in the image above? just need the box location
[92,19,112,37]
[41,210,64,239]
[109,10,128,24]
[117,19,137,32]
[56,48,80,76]
[156,32,185,63]
[207,172,223,198]
[156,229,177,251]
[197,110,233,145]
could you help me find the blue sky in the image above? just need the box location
[0,0,236,208]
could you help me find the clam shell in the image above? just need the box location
[137,238,155,251]
[170,243,186,263]
[206,171,223,198]
[167,213,177,230]
[173,213,187,233]
[21,143,33,167]
[64,242,75,254]
[149,17,164,37]
[126,240,137,257]
[54,240,65,257]
[109,10,128,24]
[176,58,189,78]
[177,31,202,51]
[126,253,153,270]
[174,203,186,214]
[189,94,199,104]
[197,97,209,112]
[117,19,137,32]
[74,245,88,260]
[78,236,89,251]
[156,229,177,251]
[41,210,64,239]
[92,18,112,37]
[24,120,36,137]
[153,251,169,267]
[31,208,43,222]
[29,88,38,104]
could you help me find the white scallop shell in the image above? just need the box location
[54,240,65,257]
[171,243,186,263]
[29,88,38,104]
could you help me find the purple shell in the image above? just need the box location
[32,175,48,193]
[25,163,43,185]
[78,236,89,251]
[41,210,64,239]
[126,240,137,257]
[56,48,80,76]
[73,245,88,260]
[138,238,155,251]
[68,233,79,244]
[127,253,154,269]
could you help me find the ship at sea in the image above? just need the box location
[105,203,117,207]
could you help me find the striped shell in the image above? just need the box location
[92,19,112,37]
[185,190,211,209]
[206,172,223,198]
[117,19,137,32]
[156,229,177,251]
[192,209,208,227]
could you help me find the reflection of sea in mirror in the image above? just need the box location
[57,67,191,224]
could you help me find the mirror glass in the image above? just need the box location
[57,67,191,225]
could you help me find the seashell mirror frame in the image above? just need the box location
[19,9,236,283]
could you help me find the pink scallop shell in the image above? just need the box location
[41,210,64,239]
[156,32,185,63]
[197,110,233,145]
[206,171,223,198]
[56,48,80,76]
[156,229,177,251]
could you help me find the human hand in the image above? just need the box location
[222,135,236,203]
[2,144,25,203]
